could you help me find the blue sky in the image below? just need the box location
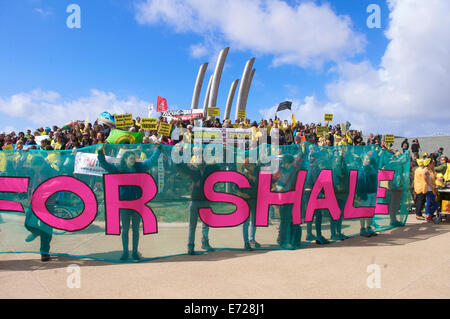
[1,0,448,137]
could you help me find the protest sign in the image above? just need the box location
[158,122,172,137]
[140,118,158,130]
[207,107,221,117]
[384,134,395,144]
[114,114,134,128]
[237,110,246,119]
[324,114,333,122]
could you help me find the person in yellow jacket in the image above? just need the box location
[414,158,427,219]
[444,161,450,183]
[423,157,438,222]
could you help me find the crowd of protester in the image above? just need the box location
[0,115,434,151]
[0,114,448,261]
[0,114,449,222]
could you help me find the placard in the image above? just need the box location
[207,107,221,117]
[158,122,172,137]
[324,114,333,122]
[237,110,246,119]
[140,118,158,130]
[114,113,134,128]
[384,134,395,144]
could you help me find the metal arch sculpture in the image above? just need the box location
[235,57,255,120]
[224,79,239,121]
[191,63,209,110]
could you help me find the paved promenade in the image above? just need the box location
[1,215,449,299]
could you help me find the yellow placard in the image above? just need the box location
[158,122,172,137]
[316,126,329,136]
[207,107,221,117]
[2,144,13,151]
[140,118,158,130]
[384,134,395,143]
[324,114,333,122]
[237,110,246,119]
[442,200,450,213]
[114,113,134,128]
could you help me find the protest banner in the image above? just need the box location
[140,118,158,130]
[162,109,204,121]
[74,152,119,177]
[0,143,411,263]
[114,114,134,128]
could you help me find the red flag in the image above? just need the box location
[157,96,168,112]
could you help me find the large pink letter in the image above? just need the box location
[31,176,97,231]
[305,170,341,222]
[344,170,375,219]
[199,171,250,227]
[104,173,158,235]
[375,170,395,215]
[255,170,307,226]
[0,177,29,212]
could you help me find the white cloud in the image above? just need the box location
[0,89,151,130]
[34,7,52,17]
[134,0,366,68]
[325,0,450,136]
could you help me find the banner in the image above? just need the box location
[193,127,253,144]
[74,152,119,176]
[162,109,204,121]
[106,129,144,144]
[0,143,411,262]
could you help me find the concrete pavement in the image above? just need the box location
[1,215,449,299]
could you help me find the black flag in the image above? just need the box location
[276,101,292,112]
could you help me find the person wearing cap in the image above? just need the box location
[80,132,92,148]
